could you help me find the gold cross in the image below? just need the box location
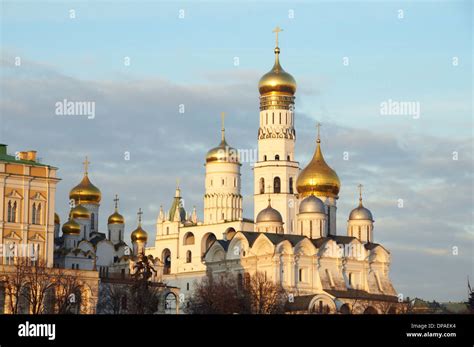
[316,122,321,143]
[273,26,283,47]
[358,184,363,202]
[221,112,226,140]
[137,208,143,224]
[114,194,119,209]
[176,178,180,188]
[82,156,90,175]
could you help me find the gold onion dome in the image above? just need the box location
[69,157,102,204]
[259,47,296,96]
[131,209,148,242]
[108,195,125,224]
[131,226,148,242]
[54,213,60,225]
[70,204,91,219]
[296,129,340,198]
[108,211,124,225]
[62,218,81,236]
[206,113,239,164]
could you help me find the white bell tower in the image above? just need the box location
[253,27,299,234]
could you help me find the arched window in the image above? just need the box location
[186,250,192,263]
[35,203,41,225]
[275,155,280,161]
[162,249,171,274]
[358,226,361,239]
[289,177,294,194]
[263,155,267,161]
[166,227,169,235]
[202,233,217,256]
[183,232,195,245]
[298,268,303,282]
[259,178,265,194]
[287,155,290,161]
[274,177,281,193]
[272,112,274,124]
[279,113,281,124]
[12,201,17,223]
[32,203,37,224]
[7,201,12,222]
[234,177,236,187]
[91,213,95,231]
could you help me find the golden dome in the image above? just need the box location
[258,47,296,96]
[108,194,125,224]
[70,174,101,204]
[108,211,124,224]
[69,157,101,204]
[131,225,148,243]
[206,138,239,163]
[62,218,81,236]
[54,213,60,225]
[206,113,239,164]
[131,208,148,242]
[296,138,340,198]
[70,204,91,219]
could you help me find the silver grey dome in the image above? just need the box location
[349,204,373,221]
[256,205,283,223]
[299,195,326,214]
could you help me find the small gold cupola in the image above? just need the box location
[108,194,125,225]
[131,208,148,243]
[206,112,240,164]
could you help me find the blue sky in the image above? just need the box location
[1,0,472,302]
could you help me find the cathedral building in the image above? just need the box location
[148,28,400,314]
[54,159,163,283]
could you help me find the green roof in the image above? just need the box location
[0,144,56,168]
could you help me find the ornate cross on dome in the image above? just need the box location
[137,208,143,225]
[316,122,322,143]
[358,184,363,205]
[114,194,119,210]
[221,112,226,141]
[82,156,90,175]
[273,26,283,47]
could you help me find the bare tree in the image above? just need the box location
[97,283,128,314]
[3,259,28,314]
[23,259,56,314]
[244,271,287,314]
[55,269,83,314]
[187,273,249,314]
[188,271,286,314]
